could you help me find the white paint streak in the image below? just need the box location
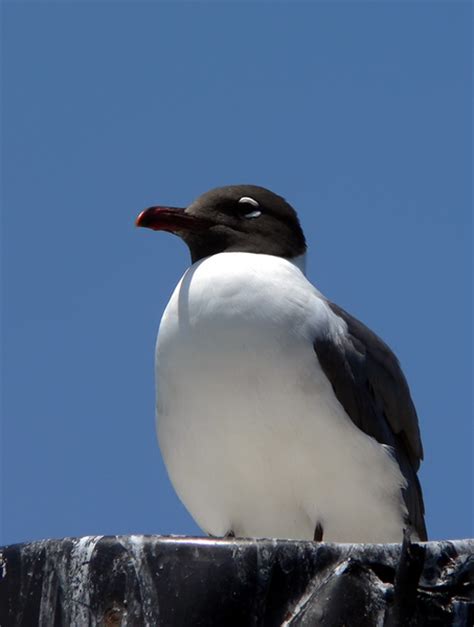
[119,535,161,626]
[67,536,103,625]
[0,553,6,579]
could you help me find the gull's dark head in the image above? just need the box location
[136,184,306,264]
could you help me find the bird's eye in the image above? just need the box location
[237,197,262,219]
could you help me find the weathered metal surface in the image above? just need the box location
[0,535,472,626]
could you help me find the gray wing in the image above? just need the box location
[314,301,427,540]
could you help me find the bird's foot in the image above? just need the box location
[313,522,324,542]
[207,529,236,539]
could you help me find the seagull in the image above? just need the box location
[136,184,426,543]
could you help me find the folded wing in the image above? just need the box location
[314,301,427,540]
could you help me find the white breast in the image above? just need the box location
[155,253,407,542]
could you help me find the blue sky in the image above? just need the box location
[2,2,472,546]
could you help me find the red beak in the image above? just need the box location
[135,206,212,233]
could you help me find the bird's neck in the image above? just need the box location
[289,253,307,275]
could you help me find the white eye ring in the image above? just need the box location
[242,210,261,219]
[238,196,259,207]
[238,196,262,219]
